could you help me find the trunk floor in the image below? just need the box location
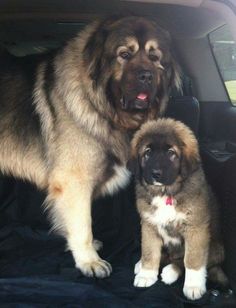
[0,179,235,307]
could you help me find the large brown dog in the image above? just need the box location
[130,119,227,300]
[0,16,180,278]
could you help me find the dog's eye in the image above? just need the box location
[167,149,176,158]
[119,51,132,60]
[149,54,159,62]
[144,147,152,160]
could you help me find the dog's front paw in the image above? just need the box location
[134,266,158,288]
[161,263,181,285]
[183,267,207,300]
[93,239,103,251]
[79,258,112,278]
[73,246,112,278]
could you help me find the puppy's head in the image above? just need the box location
[129,118,201,186]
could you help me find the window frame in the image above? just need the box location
[208,24,236,106]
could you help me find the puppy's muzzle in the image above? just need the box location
[151,169,163,182]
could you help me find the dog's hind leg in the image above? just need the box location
[208,265,229,289]
[47,170,112,278]
[207,241,229,289]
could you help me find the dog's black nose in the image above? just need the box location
[151,169,162,181]
[138,70,153,84]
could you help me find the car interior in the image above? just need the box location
[0,0,236,307]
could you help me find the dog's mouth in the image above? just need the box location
[120,92,150,111]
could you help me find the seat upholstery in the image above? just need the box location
[165,96,200,136]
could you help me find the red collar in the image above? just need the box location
[166,196,173,206]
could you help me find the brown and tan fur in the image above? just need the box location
[130,119,227,300]
[0,16,181,278]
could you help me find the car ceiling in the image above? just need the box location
[0,0,225,56]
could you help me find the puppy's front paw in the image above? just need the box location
[161,263,181,285]
[183,285,206,300]
[134,267,158,288]
[134,260,142,274]
[183,267,207,300]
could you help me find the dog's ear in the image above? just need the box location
[83,21,108,83]
[156,55,182,116]
[168,55,182,92]
[83,16,124,84]
[180,136,201,179]
[161,50,182,98]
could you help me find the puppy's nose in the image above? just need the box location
[138,70,153,84]
[151,169,162,181]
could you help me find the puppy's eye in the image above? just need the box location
[144,147,152,160]
[119,51,132,60]
[167,148,176,158]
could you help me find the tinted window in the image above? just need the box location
[209,25,236,105]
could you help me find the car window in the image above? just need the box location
[209,25,236,105]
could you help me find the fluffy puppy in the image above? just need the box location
[130,118,227,300]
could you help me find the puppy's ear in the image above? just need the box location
[180,138,201,179]
[180,154,200,179]
[127,155,141,181]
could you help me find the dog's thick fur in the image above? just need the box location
[130,119,227,300]
[0,17,181,277]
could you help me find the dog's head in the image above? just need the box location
[83,16,181,130]
[129,118,201,187]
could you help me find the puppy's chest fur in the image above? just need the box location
[144,195,186,246]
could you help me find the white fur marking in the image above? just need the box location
[134,260,142,274]
[151,195,186,225]
[145,40,159,52]
[153,181,163,186]
[134,261,158,288]
[143,195,185,246]
[125,37,139,52]
[183,266,207,300]
[161,264,180,285]
[102,165,131,196]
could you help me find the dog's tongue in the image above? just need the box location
[137,93,148,100]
